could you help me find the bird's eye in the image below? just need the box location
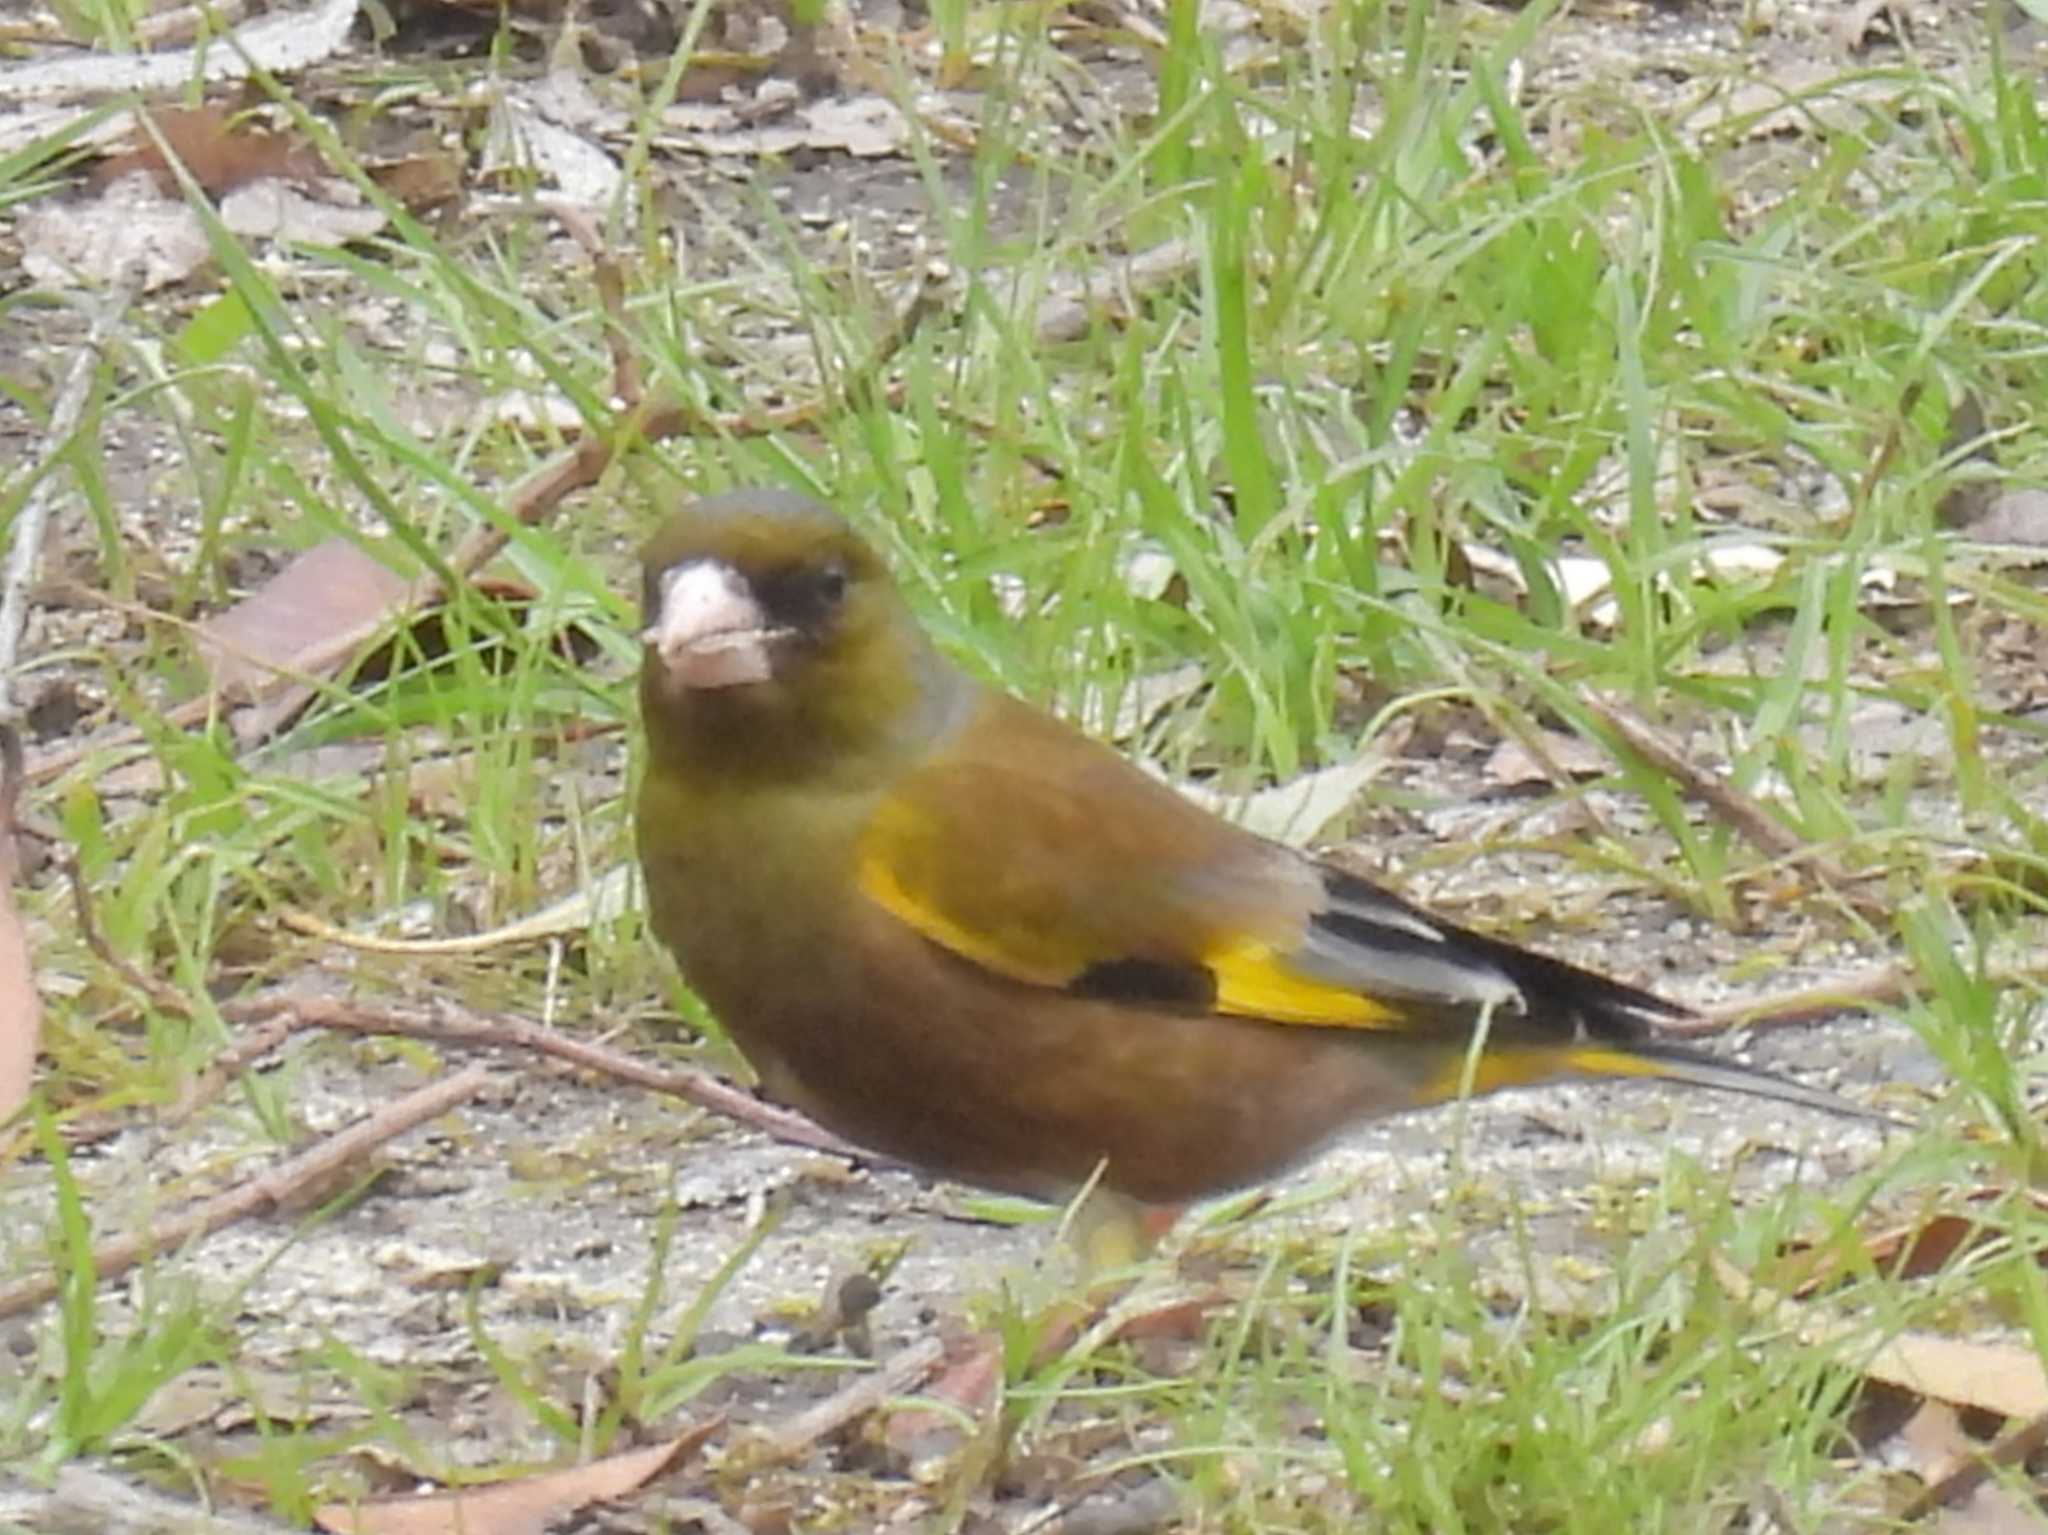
[816,563,850,605]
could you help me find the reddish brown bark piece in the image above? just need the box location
[197,538,414,698]
[313,1422,714,1535]
[94,104,329,198]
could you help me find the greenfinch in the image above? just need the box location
[635,490,1862,1255]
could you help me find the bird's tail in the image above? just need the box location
[1576,1038,1894,1124]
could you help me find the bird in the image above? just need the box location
[634,488,1872,1263]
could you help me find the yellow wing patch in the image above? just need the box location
[1419,1044,1671,1102]
[857,787,1401,1028]
[856,838,1076,987]
[855,792,1098,987]
[1204,936,1399,1027]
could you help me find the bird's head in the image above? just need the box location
[638,490,956,783]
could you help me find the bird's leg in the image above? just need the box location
[1064,1184,1185,1274]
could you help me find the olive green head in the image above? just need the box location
[638,490,961,784]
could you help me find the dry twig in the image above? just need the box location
[754,1335,946,1463]
[1898,1405,2048,1523]
[62,851,192,1018]
[0,1464,300,1535]
[0,1066,493,1321]
[216,991,864,1161]
[1580,696,1895,928]
[0,285,130,721]
[1669,962,1925,1037]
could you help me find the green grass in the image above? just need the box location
[5,0,2047,1525]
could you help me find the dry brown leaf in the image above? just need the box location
[1931,1493,2048,1535]
[196,536,417,746]
[0,0,358,146]
[1904,1407,2048,1529]
[1868,1334,2048,1422]
[1171,734,1402,847]
[1789,1188,2048,1298]
[658,94,909,159]
[1482,730,1612,790]
[1889,1401,2041,1534]
[30,105,382,294]
[369,152,465,213]
[481,86,623,207]
[1898,1400,1979,1488]
[882,1330,1002,1468]
[312,1425,712,1535]
[199,538,413,696]
[1714,1254,2048,1420]
[92,103,326,198]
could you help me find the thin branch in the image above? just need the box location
[754,1336,946,1463]
[1581,696,1806,864]
[0,1065,494,1321]
[1898,1405,2048,1523]
[62,852,192,1018]
[0,1464,302,1535]
[1668,962,1924,1037]
[216,991,865,1162]
[0,286,131,721]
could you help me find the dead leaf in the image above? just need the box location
[220,179,387,244]
[1897,1399,1979,1487]
[481,82,624,208]
[1073,663,1205,742]
[658,94,909,159]
[1482,729,1612,790]
[1956,489,2048,548]
[1715,1253,2048,1420]
[1683,62,1924,142]
[1831,0,1902,53]
[1868,1336,2048,1421]
[135,1362,368,1437]
[20,173,212,291]
[25,104,384,291]
[0,0,358,135]
[92,104,326,198]
[312,1424,713,1535]
[794,96,909,157]
[882,1330,1002,1470]
[1893,1402,2045,1534]
[1902,1407,2048,1530]
[369,152,465,213]
[1931,1491,2047,1535]
[1171,724,1407,846]
[282,861,638,956]
[1789,1189,2048,1298]
[196,536,415,742]
[1109,1293,1225,1344]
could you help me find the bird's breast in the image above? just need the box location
[638,785,1441,1203]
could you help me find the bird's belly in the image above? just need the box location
[652,855,1438,1206]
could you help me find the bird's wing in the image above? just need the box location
[851,696,1670,1036]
